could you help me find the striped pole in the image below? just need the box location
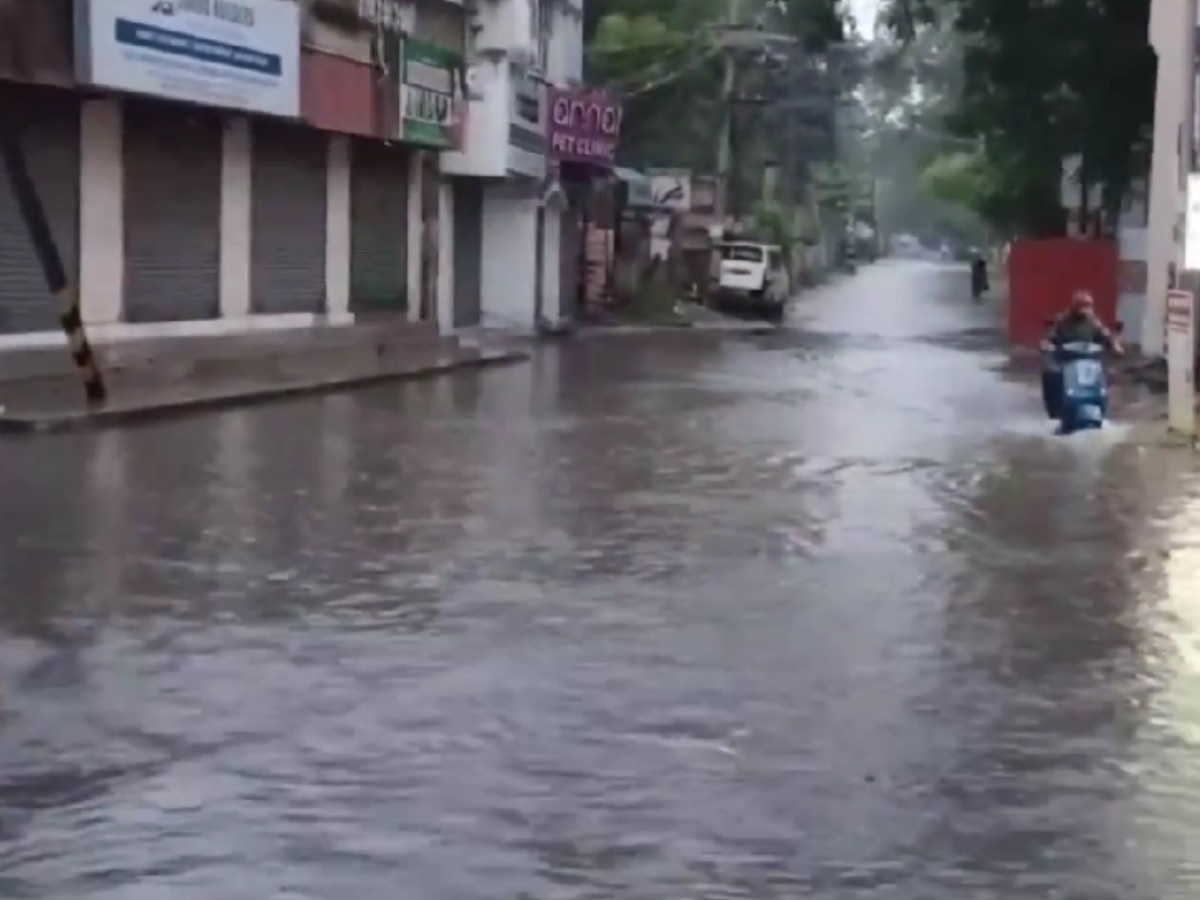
[0,115,106,405]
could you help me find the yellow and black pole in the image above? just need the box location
[0,113,106,405]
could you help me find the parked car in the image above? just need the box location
[713,242,791,322]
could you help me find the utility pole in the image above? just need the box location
[713,0,740,229]
[1168,0,1200,438]
[713,0,799,229]
[0,114,105,405]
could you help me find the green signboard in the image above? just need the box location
[400,37,464,148]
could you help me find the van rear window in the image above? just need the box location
[722,246,763,262]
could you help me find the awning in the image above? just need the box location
[615,167,656,210]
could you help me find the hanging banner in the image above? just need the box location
[1167,288,1196,437]
[399,37,464,148]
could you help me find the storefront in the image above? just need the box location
[546,86,622,324]
[122,100,222,322]
[0,84,80,335]
[451,179,483,327]
[75,0,303,326]
[250,120,328,315]
[349,138,410,315]
[398,33,464,324]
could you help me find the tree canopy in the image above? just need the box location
[584,0,853,212]
[882,0,1155,236]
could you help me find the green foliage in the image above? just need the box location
[880,0,1154,236]
[812,160,872,214]
[585,0,851,173]
[748,201,798,246]
[919,151,987,210]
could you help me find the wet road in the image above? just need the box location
[3,261,1200,899]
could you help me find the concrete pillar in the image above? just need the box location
[219,116,252,319]
[78,98,123,325]
[437,178,454,330]
[541,202,562,321]
[325,134,352,323]
[1146,0,1200,355]
[407,151,423,323]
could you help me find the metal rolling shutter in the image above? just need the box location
[123,102,221,322]
[349,138,409,314]
[250,121,327,315]
[451,179,482,327]
[0,87,79,335]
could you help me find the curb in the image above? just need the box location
[573,321,777,337]
[0,349,529,435]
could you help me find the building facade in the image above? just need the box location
[0,0,586,346]
[1144,0,1194,357]
[440,0,590,332]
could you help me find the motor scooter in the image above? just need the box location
[1040,337,1108,434]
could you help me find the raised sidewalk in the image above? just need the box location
[0,319,527,434]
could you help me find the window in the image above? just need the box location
[721,245,763,263]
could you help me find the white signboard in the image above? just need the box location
[1166,289,1196,437]
[1184,174,1200,270]
[78,0,300,118]
[649,169,691,211]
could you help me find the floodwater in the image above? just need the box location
[3,261,1200,899]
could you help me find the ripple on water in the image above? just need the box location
[3,265,1200,898]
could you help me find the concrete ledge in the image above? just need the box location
[0,348,528,435]
[573,321,773,337]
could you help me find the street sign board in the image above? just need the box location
[1185,174,1200,270]
[1167,288,1196,437]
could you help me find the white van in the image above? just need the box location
[715,242,790,320]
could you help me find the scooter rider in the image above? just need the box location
[1045,290,1124,354]
[1040,290,1122,420]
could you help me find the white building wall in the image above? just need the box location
[219,116,252,319]
[79,98,123,328]
[442,0,582,333]
[1145,0,1194,357]
[548,2,583,83]
[324,134,352,324]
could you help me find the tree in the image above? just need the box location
[585,0,852,185]
[879,0,1154,236]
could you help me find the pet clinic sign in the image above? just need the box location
[76,0,301,117]
[547,87,622,168]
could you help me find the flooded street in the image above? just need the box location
[6,260,1200,898]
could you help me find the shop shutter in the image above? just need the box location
[123,101,221,322]
[349,138,409,314]
[250,120,328,315]
[451,179,482,327]
[0,86,79,335]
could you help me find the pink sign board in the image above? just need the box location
[547,87,622,168]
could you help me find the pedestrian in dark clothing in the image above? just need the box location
[970,256,989,299]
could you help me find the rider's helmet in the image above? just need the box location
[1069,290,1094,315]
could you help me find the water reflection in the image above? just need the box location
[1,263,1199,898]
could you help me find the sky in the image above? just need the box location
[849,0,879,36]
